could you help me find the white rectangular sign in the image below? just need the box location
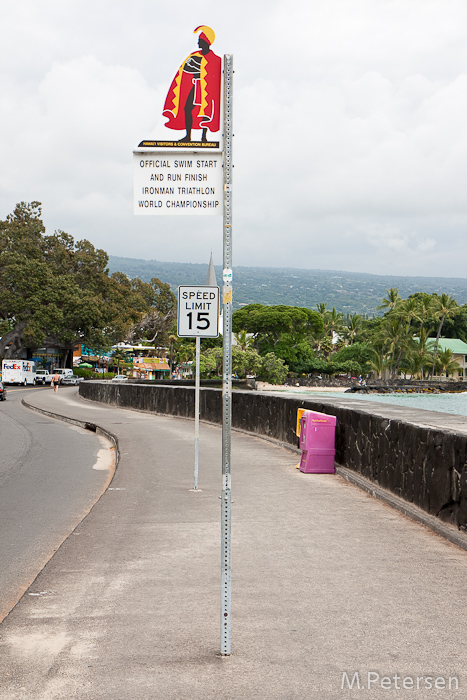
[133,152,223,215]
[177,286,220,337]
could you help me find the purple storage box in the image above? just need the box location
[299,410,336,474]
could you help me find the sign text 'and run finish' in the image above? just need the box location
[134,153,223,216]
[177,286,220,338]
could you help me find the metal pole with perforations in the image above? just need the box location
[220,53,233,656]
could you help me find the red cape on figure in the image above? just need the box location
[163,49,221,133]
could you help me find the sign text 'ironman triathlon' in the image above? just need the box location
[134,153,223,216]
[177,286,220,338]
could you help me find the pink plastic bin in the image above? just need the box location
[299,410,336,473]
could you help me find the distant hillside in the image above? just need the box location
[108,256,467,315]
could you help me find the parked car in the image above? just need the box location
[112,375,129,382]
[49,368,74,384]
[0,381,6,400]
[60,374,80,386]
[36,369,53,385]
[53,368,74,382]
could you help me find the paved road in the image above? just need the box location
[0,386,114,620]
[0,388,466,699]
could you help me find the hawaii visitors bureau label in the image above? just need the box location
[133,152,223,216]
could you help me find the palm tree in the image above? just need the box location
[176,342,195,364]
[414,295,437,335]
[368,347,385,379]
[399,332,432,379]
[316,303,327,317]
[319,336,334,360]
[411,328,434,380]
[399,352,422,380]
[431,294,460,377]
[375,316,412,378]
[234,329,254,351]
[436,347,460,378]
[167,334,178,373]
[344,313,363,345]
[377,287,401,314]
[395,297,421,333]
[326,307,345,335]
[313,304,344,353]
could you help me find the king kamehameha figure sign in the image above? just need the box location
[139,25,222,150]
[134,25,223,215]
[162,25,221,145]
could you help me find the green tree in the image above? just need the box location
[0,202,163,359]
[368,347,386,379]
[331,342,374,376]
[232,304,323,369]
[232,346,262,378]
[124,278,177,345]
[323,307,345,338]
[233,329,254,351]
[404,329,434,380]
[394,297,421,333]
[442,304,467,344]
[430,293,460,376]
[435,347,460,378]
[377,287,401,314]
[202,347,223,376]
[343,313,363,345]
[199,351,218,377]
[258,353,288,384]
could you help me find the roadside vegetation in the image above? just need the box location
[1,202,466,383]
[169,290,466,383]
[0,202,176,361]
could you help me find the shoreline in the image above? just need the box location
[256,382,349,393]
[255,382,467,395]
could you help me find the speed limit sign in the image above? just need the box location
[177,285,220,338]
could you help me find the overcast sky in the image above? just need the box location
[1,0,466,278]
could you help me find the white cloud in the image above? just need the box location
[1,0,467,277]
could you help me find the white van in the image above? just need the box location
[53,368,74,384]
[2,360,37,386]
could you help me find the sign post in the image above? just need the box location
[194,335,201,490]
[177,285,220,491]
[133,27,233,656]
[221,53,233,657]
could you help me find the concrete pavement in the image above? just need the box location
[0,388,466,699]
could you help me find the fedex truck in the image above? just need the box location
[2,360,37,385]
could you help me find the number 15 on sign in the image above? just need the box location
[178,286,220,338]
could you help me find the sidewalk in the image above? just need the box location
[0,389,466,699]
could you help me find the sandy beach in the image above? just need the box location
[255,382,349,393]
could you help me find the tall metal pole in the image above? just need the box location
[221,53,233,656]
[194,335,200,490]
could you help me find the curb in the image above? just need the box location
[336,465,467,552]
[220,426,467,552]
[21,398,120,472]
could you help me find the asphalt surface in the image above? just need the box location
[0,386,114,621]
[0,388,466,699]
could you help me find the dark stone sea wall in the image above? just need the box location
[80,382,467,531]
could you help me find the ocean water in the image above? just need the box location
[280,389,467,418]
